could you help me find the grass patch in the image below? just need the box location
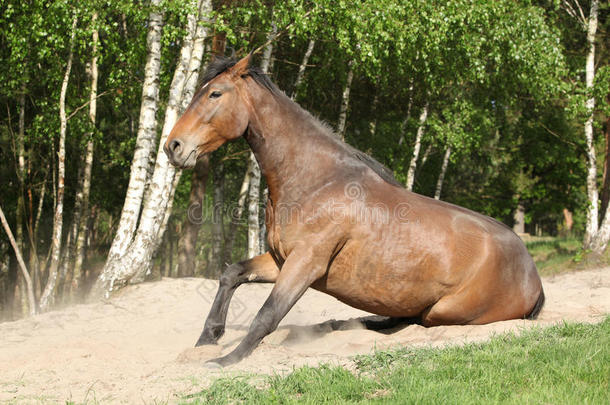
[525,236,583,276]
[184,317,609,404]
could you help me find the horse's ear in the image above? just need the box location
[230,53,252,77]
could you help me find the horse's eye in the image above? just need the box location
[209,91,222,99]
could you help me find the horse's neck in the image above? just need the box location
[244,93,342,204]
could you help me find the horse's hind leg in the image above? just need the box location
[196,252,279,346]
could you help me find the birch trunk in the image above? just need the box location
[223,166,251,264]
[16,85,27,314]
[599,104,610,220]
[16,85,26,254]
[177,156,210,277]
[434,146,451,200]
[98,0,164,289]
[39,16,77,311]
[420,143,433,167]
[247,24,275,259]
[207,164,225,277]
[291,39,315,100]
[0,205,36,315]
[336,62,354,140]
[94,1,212,293]
[247,152,261,259]
[71,14,99,296]
[583,0,599,250]
[397,82,414,146]
[513,202,525,234]
[405,102,429,191]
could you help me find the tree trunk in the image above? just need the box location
[71,14,99,297]
[16,84,28,315]
[223,166,251,264]
[513,202,525,234]
[177,156,210,277]
[15,85,26,254]
[405,102,429,191]
[563,208,574,234]
[434,146,451,200]
[599,110,610,219]
[94,1,212,294]
[291,39,315,100]
[157,0,212,248]
[96,0,165,294]
[420,143,433,167]
[0,205,36,315]
[397,82,414,147]
[369,93,379,139]
[336,62,354,140]
[583,0,599,250]
[31,178,45,298]
[247,152,262,259]
[247,24,275,259]
[259,185,268,253]
[207,164,225,277]
[39,16,77,311]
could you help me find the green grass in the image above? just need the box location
[183,317,610,404]
[525,236,583,276]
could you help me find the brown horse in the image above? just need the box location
[164,55,544,367]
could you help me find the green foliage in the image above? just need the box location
[0,0,607,292]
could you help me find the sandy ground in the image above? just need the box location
[0,267,608,404]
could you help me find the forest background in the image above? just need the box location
[0,0,608,318]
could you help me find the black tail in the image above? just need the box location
[526,288,545,320]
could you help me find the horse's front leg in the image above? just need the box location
[196,252,279,346]
[206,244,329,367]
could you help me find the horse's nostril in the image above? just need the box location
[169,139,182,154]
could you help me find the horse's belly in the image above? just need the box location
[310,246,439,317]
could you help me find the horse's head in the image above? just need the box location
[164,55,252,168]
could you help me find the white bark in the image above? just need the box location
[16,85,26,253]
[102,0,164,268]
[72,14,99,294]
[420,143,433,167]
[513,202,525,234]
[398,82,414,146]
[247,152,262,259]
[39,16,77,311]
[94,1,165,295]
[405,102,429,191]
[581,1,608,253]
[434,146,451,200]
[291,39,315,100]
[583,0,599,249]
[95,0,212,292]
[0,205,36,315]
[224,166,251,262]
[247,24,275,259]
[336,62,354,140]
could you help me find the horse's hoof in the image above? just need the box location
[204,361,222,369]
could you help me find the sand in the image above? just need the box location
[0,267,608,404]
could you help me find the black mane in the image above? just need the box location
[198,57,402,189]
[198,56,280,95]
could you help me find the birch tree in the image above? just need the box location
[39,16,77,311]
[434,146,452,200]
[63,12,99,297]
[100,0,165,281]
[94,0,212,294]
[291,40,315,100]
[405,102,429,191]
[247,23,276,259]
[0,205,36,315]
[336,62,354,140]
